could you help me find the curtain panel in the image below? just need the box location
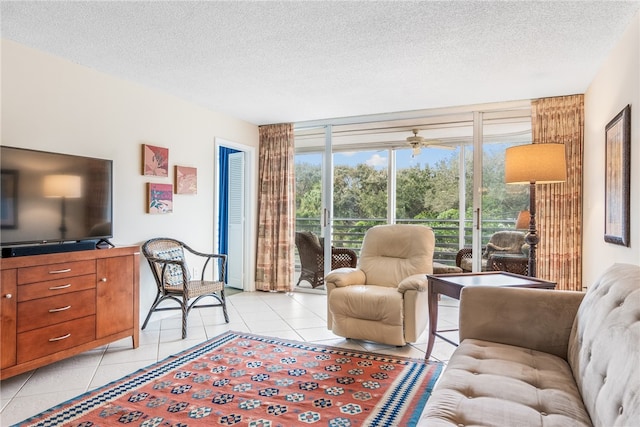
[255,123,295,292]
[531,94,584,291]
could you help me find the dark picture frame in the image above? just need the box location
[604,104,631,246]
[1,170,18,229]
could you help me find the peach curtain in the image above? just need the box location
[255,123,296,292]
[531,95,584,291]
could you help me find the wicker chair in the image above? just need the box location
[142,238,229,339]
[456,230,528,274]
[295,231,358,288]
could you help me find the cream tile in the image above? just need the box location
[30,348,104,372]
[204,321,249,338]
[245,318,295,334]
[106,336,137,349]
[138,328,161,346]
[159,323,208,342]
[1,388,86,426]
[0,371,33,399]
[284,316,326,329]
[101,344,159,365]
[16,366,96,397]
[238,310,282,322]
[156,339,206,360]
[264,329,305,342]
[89,360,156,389]
[1,397,10,413]
[294,326,341,342]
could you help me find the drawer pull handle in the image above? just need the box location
[4,293,12,299]
[49,305,72,313]
[49,333,71,342]
[49,284,72,290]
[49,268,72,274]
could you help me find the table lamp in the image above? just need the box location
[505,144,566,277]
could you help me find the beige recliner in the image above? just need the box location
[325,224,435,346]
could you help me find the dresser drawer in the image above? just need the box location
[17,260,96,285]
[17,315,96,364]
[18,274,96,302]
[17,289,96,333]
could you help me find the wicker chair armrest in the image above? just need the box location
[455,248,472,267]
[331,247,358,269]
[180,244,227,281]
[182,243,228,262]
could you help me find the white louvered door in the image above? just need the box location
[226,152,245,289]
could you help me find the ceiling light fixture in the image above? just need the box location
[407,129,425,157]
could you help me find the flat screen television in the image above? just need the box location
[1,146,113,253]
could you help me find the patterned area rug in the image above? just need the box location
[16,331,443,427]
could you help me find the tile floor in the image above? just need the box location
[0,289,459,425]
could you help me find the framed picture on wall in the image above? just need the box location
[175,166,197,194]
[142,144,169,177]
[147,183,173,214]
[604,104,631,246]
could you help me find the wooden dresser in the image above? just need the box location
[0,246,139,379]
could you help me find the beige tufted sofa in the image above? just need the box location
[420,263,640,426]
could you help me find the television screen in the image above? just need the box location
[1,146,113,247]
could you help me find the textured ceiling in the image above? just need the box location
[2,1,639,125]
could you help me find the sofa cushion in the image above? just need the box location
[420,339,592,426]
[567,263,640,427]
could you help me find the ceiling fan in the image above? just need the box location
[406,129,446,156]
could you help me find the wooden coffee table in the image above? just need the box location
[425,271,556,359]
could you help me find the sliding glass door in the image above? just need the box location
[294,101,532,285]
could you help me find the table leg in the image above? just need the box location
[425,284,438,359]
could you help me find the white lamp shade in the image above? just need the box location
[505,143,567,184]
[44,175,82,198]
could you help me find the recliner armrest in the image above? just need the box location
[398,274,429,293]
[459,286,584,360]
[325,268,366,287]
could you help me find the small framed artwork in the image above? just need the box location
[1,170,18,229]
[147,183,173,214]
[142,144,169,177]
[604,104,631,246]
[175,166,197,195]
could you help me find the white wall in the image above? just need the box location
[584,11,640,286]
[1,39,259,317]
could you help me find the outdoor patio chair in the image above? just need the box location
[456,230,527,273]
[295,231,358,288]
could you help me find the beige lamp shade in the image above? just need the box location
[44,175,82,198]
[515,210,531,230]
[505,143,567,184]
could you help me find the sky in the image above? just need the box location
[297,147,458,170]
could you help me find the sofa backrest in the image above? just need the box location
[568,263,639,427]
[359,224,434,287]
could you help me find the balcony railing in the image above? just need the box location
[296,217,518,265]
